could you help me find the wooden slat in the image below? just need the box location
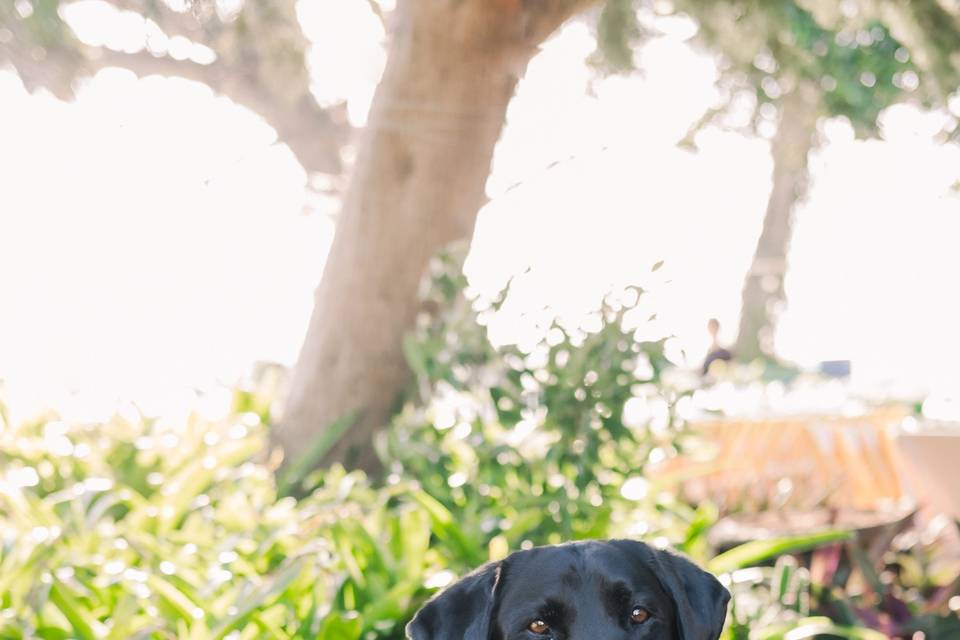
[657,409,910,510]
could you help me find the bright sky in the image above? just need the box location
[1,0,959,418]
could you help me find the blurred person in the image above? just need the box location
[702,318,733,376]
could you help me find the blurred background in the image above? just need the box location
[2,0,960,638]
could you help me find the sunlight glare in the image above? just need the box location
[2,8,960,415]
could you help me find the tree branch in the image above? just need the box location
[90,46,214,83]
[523,0,601,45]
[365,0,386,26]
[1,0,348,175]
[88,47,348,174]
[104,0,211,43]
[0,17,85,99]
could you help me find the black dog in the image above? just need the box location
[407,540,729,640]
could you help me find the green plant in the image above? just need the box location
[0,405,324,638]
[0,403,449,640]
[379,246,709,559]
[2,247,957,639]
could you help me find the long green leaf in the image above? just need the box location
[317,612,363,640]
[753,616,887,640]
[48,580,100,640]
[277,412,357,497]
[708,530,852,575]
[331,523,367,589]
[211,558,307,640]
[410,490,479,564]
[147,436,262,533]
[147,574,201,622]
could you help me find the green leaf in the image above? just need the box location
[845,541,885,596]
[150,435,263,532]
[317,612,363,640]
[277,412,357,497]
[592,0,644,72]
[211,558,307,640]
[331,523,368,589]
[397,507,431,580]
[147,574,202,622]
[708,530,852,575]
[752,616,887,640]
[410,491,480,565]
[403,333,430,380]
[48,580,100,640]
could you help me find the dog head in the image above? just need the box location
[407,539,729,640]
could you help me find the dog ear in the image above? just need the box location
[613,540,730,640]
[407,562,504,640]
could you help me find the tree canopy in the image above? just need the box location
[1,0,347,174]
[596,0,960,137]
[5,0,957,178]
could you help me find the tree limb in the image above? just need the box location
[91,46,216,83]
[365,0,386,27]
[88,47,348,174]
[2,34,346,174]
[522,0,601,45]
[104,0,211,43]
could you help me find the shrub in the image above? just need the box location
[1,247,956,639]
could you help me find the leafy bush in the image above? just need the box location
[0,399,474,640]
[1,247,957,639]
[380,247,707,559]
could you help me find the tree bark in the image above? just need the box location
[734,86,818,362]
[275,0,596,474]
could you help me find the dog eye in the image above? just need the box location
[630,607,650,624]
[528,620,550,635]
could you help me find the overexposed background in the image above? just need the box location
[2,1,959,416]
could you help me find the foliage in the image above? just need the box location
[2,249,958,638]
[8,0,958,173]
[0,397,468,640]
[0,0,344,174]
[379,246,704,557]
[594,0,960,138]
[682,1,919,136]
[723,531,960,639]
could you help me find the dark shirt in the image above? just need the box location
[702,347,732,375]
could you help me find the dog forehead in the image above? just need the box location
[502,542,644,595]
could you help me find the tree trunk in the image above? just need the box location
[275,0,596,474]
[734,86,818,363]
